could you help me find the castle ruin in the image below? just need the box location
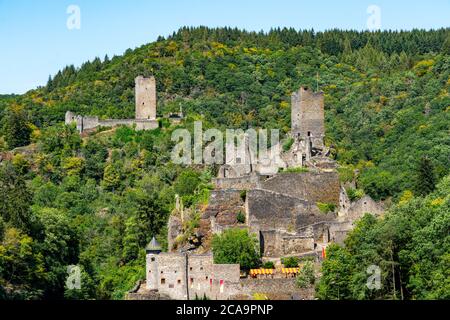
[129,86,384,301]
[65,76,159,133]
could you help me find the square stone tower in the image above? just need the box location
[291,87,325,149]
[135,76,157,120]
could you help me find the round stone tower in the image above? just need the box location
[145,237,162,290]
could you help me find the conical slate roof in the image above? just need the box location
[146,237,162,252]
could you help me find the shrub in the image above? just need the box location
[0,136,7,151]
[262,261,275,269]
[281,167,309,173]
[282,138,294,152]
[236,211,246,224]
[194,293,210,300]
[282,256,299,268]
[174,170,201,196]
[316,202,336,214]
[300,255,315,262]
[212,228,260,270]
[337,166,355,183]
[296,261,315,288]
[240,190,247,202]
[358,167,397,201]
[346,188,364,202]
[0,216,4,240]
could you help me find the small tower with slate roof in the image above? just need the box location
[146,237,162,290]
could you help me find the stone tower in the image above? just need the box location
[291,87,325,149]
[145,237,162,290]
[135,76,157,120]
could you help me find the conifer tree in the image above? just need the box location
[2,106,31,149]
[415,156,436,196]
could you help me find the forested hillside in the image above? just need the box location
[0,27,449,299]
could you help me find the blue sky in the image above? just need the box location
[0,0,449,94]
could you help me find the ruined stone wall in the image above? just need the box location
[134,120,159,130]
[346,195,384,221]
[282,236,315,256]
[259,231,278,257]
[325,221,353,245]
[98,119,158,131]
[338,187,351,218]
[229,278,314,300]
[248,190,306,234]
[252,208,353,258]
[130,277,313,300]
[260,172,340,205]
[260,230,315,257]
[65,76,158,133]
[294,222,331,244]
[135,76,156,120]
[76,116,99,132]
[98,119,136,127]
[200,278,313,300]
[252,142,285,176]
[65,111,76,124]
[66,113,158,133]
[126,290,161,300]
[213,174,260,190]
[247,189,335,235]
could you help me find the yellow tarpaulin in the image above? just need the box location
[250,269,274,275]
[281,268,300,274]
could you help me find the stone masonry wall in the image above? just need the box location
[346,195,384,221]
[99,119,158,131]
[260,230,315,257]
[213,174,260,190]
[76,116,99,132]
[247,189,336,235]
[261,172,340,205]
[230,278,314,300]
[282,236,315,256]
[68,115,158,133]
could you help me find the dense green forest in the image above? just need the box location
[0,27,449,299]
[318,175,449,299]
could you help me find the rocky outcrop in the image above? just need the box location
[200,189,245,234]
[167,214,183,252]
